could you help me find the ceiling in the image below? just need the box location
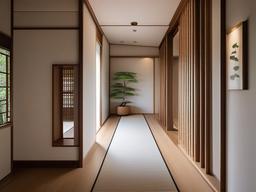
[88,0,181,47]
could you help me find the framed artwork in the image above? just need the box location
[226,20,248,90]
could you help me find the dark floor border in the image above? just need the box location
[13,160,80,168]
[90,117,121,192]
[143,115,180,192]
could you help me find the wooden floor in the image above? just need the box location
[167,130,178,146]
[0,116,120,192]
[144,114,216,192]
[0,115,217,192]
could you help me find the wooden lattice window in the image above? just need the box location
[0,47,11,126]
[52,64,79,146]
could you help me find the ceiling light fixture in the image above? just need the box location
[131,21,138,26]
[133,29,137,32]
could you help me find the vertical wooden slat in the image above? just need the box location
[190,0,193,157]
[186,3,189,154]
[179,13,183,147]
[176,0,212,175]
[159,40,167,129]
[194,0,201,162]
[167,33,173,131]
[178,23,182,147]
[187,0,191,156]
[183,5,185,151]
[179,12,183,147]
[191,0,195,160]
[181,12,183,147]
[205,0,212,174]
[184,5,188,152]
[199,0,205,169]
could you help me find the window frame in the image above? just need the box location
[0,32,12,129]
[52,64,79,147]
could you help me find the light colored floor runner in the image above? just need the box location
[93,115,178,192]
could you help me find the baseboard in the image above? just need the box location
[0,172,12,183]
[13,160,80,168]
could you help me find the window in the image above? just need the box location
[0,47,11,126]
[52,64,79,146]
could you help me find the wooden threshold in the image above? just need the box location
[0,116,120,192]
[144,114,217,192]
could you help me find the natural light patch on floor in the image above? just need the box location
[93,115,178,191]
[63,121,74,138]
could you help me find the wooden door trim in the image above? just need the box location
[79,0,84,167]
[220,0,226,191]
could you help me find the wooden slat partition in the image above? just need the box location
[179,0,198,158]
[158,0,216,188]
[178,0,212,173]
[159,39,167,129]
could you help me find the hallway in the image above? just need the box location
[93,115,177,191]
[2,0,255,191]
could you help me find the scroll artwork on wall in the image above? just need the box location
[226,20,248,90]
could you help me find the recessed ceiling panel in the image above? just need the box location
[88,0,181,46]
[89,0,180,25]
[102,26,168,47]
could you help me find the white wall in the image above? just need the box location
[13,30,79,160]
[83,3,110,157]
[13,0,79,161]
[101,36,110,124]
[14,0,78,28]
[110,44,159,115]
[83,3,97,157]
[0,0,11,180]
[110,57,154,114]
[226,0,256,191]
[110,44,159,56]
[0,0,11,36]
[0,127,11,180]
[211,0,221,180]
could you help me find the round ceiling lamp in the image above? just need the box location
[130,21,138,26]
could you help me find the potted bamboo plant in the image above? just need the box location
[111,72,138,116]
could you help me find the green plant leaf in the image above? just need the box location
[125,92,136,96]
[230,55,239,62]
[233,66,239,71]
[232,43,239,48]
[111,71,138,101]
[125,87,135,91]
[127,79,138,83]
[115,72,136,76]
[112,96,124,100]
[234,73,240,78]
